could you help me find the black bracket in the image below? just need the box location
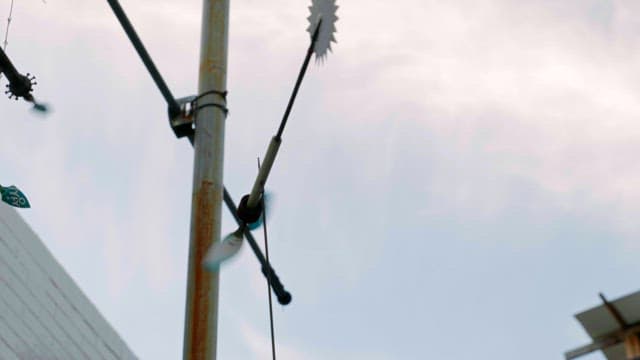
[169,95,196,139]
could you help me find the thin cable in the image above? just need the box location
[2,0,13,50]
[259,158,277,360]
[0,0,14,82]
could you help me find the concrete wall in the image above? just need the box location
[0,203,137,359]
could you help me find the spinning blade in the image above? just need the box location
[203,228,244,270]
[203,190,273,269]
[307,0,338,61]
[31,100,49,113]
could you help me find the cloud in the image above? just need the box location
[304,0,640,243]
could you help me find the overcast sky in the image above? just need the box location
[2,0,640,359]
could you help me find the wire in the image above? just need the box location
[0,0,14,82]
[259,158,277,360]
[2,0,13,50]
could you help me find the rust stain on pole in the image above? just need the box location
[625,333,640,360]
[188,181,214,358]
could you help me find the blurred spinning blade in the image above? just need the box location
[307,0,339,61]
[31,100,49,113]
[203,228,244,270]
[203,191,274,269]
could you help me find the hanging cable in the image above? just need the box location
[259,158,277,360]
[0,0,14,82]
[2,0,13,50]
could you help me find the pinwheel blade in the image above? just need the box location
[0,185,30,208]
[307,0,339,61]
[203,229,244,270]
[31,101,49,113]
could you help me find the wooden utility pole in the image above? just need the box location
[625,333,640,360]
[566,291,640,360]
[183,0,229,359]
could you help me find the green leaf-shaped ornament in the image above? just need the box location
[0,185,31,208]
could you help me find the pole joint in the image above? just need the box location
[169,90,229,140]
[193,89,228,115]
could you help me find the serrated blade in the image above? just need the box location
[307,0,339,61]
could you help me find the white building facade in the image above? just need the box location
[0,203,137,359]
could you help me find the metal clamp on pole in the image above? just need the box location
[193,89,228,115]
[168,91,228,140]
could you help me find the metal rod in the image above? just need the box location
[600,293,628,329]
[105,0,181,117]
[183,0,229,359]
[275,19,322,140]
[247,136,281,208]
[564,335,622,359]
[0,47,36,102]
[258,169,277,359]
[0,46,22,84]
[223,188,291,304]
[245,21,322,208]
